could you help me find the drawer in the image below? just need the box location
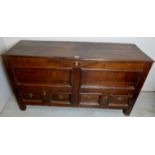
[20,90,71,104]
[80,61,145,71]
[7,57,74,69]
[80,94,100,106]
[49,93,71,104]
[100,94,132,108]
[21,91,43,103]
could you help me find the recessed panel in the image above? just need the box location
[14,68,71,85]
[81,70,141,87]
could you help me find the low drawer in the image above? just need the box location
[79,93,132,108]
[49,93,71,104]
[100,94,132,108]
[80,94,100,106]
[20,89,71,105]
[21,91,43,103]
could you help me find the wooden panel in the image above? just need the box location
[108,95,132,108]
[99,95,109,106]
[14,68,71,85]
[20,91,43,103]
[18,84,72,93]
[70,64,81,104]
[81,70,142,87]
[4,41,153,62]
[80,87,135,95]
[21,90,71,105]
[80,94,100,106]
[49,93,71,104]
[8,57,74,68]
[2,41,153,115]
[80,61,145,71]
[22,92,41,100]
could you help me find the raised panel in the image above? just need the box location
[80,61,145,71]
[81,70,142,88]
[14,68,71,85]
[80,87,135,94]
[8,57,74,69]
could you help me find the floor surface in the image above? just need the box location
[0,92,155,117]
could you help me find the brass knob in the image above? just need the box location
[118,97,122,101]
[104,96,108,99]
[43,91,47,96]
[59,95,63,100]
[28,93,33,98]
[87,96,91,100]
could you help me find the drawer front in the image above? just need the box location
[20,90,71,105]
[22,92,41,100]
[14,68,71,86]
[100,94,132,108]
[80,94,100,106]
[8,57,74,69]
[49,93,71,104]
[79,93,132,108]
[21,91,43,103]
[81,70,142,88]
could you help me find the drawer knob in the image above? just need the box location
[43,91,47,96]
[87,96,91,100]
[28,93,33,98]
[59,95,63,100]
[118,97,123,101]
[104,96,108,99]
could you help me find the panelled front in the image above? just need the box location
[79,61,144,108]
[5,57,147,109]
[2,41,153,115]
[81,70,142,88]
[8,57,74,105]
[14,68,71,85]
[3,58,149,109]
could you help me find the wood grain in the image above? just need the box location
[2,41,153,115]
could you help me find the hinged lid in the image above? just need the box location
[3,40,153,62]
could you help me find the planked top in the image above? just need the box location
[3,40,153,62]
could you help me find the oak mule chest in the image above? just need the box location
[2,41,153,115]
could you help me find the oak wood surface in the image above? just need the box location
[4,40,153,61]
[2,40,153,115]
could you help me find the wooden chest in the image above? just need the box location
[2,41,153,115]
